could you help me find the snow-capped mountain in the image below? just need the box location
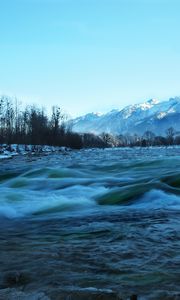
[69,97,180,136]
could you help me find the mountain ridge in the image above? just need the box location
[69,97,180,136]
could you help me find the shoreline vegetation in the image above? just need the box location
[0,95,180,153]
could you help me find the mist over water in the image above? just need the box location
[0,147,180,299]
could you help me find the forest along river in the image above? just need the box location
[0,147,180,300]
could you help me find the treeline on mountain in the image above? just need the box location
[0,96,179,150]
[0,96,82,149]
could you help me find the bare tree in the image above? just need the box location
[166,127,175,145]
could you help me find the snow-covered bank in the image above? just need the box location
[0,144,71,159]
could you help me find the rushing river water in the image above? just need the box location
[0,147,180,300]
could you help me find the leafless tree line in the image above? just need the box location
[0,96,82,149]
[82,128,180,148]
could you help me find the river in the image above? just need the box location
[0,147,180,299]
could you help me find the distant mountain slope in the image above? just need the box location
[70,98,180,135]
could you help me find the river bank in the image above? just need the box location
[0,143,180,160]
[0,144,71,160]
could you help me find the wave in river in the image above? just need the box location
[0,158,180,219]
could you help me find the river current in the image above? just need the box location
[0,147,180,299]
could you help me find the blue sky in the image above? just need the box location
[0,0,180,116]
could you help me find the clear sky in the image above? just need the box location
[0,0,180,116]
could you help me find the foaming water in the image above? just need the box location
[0,147,180,299]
